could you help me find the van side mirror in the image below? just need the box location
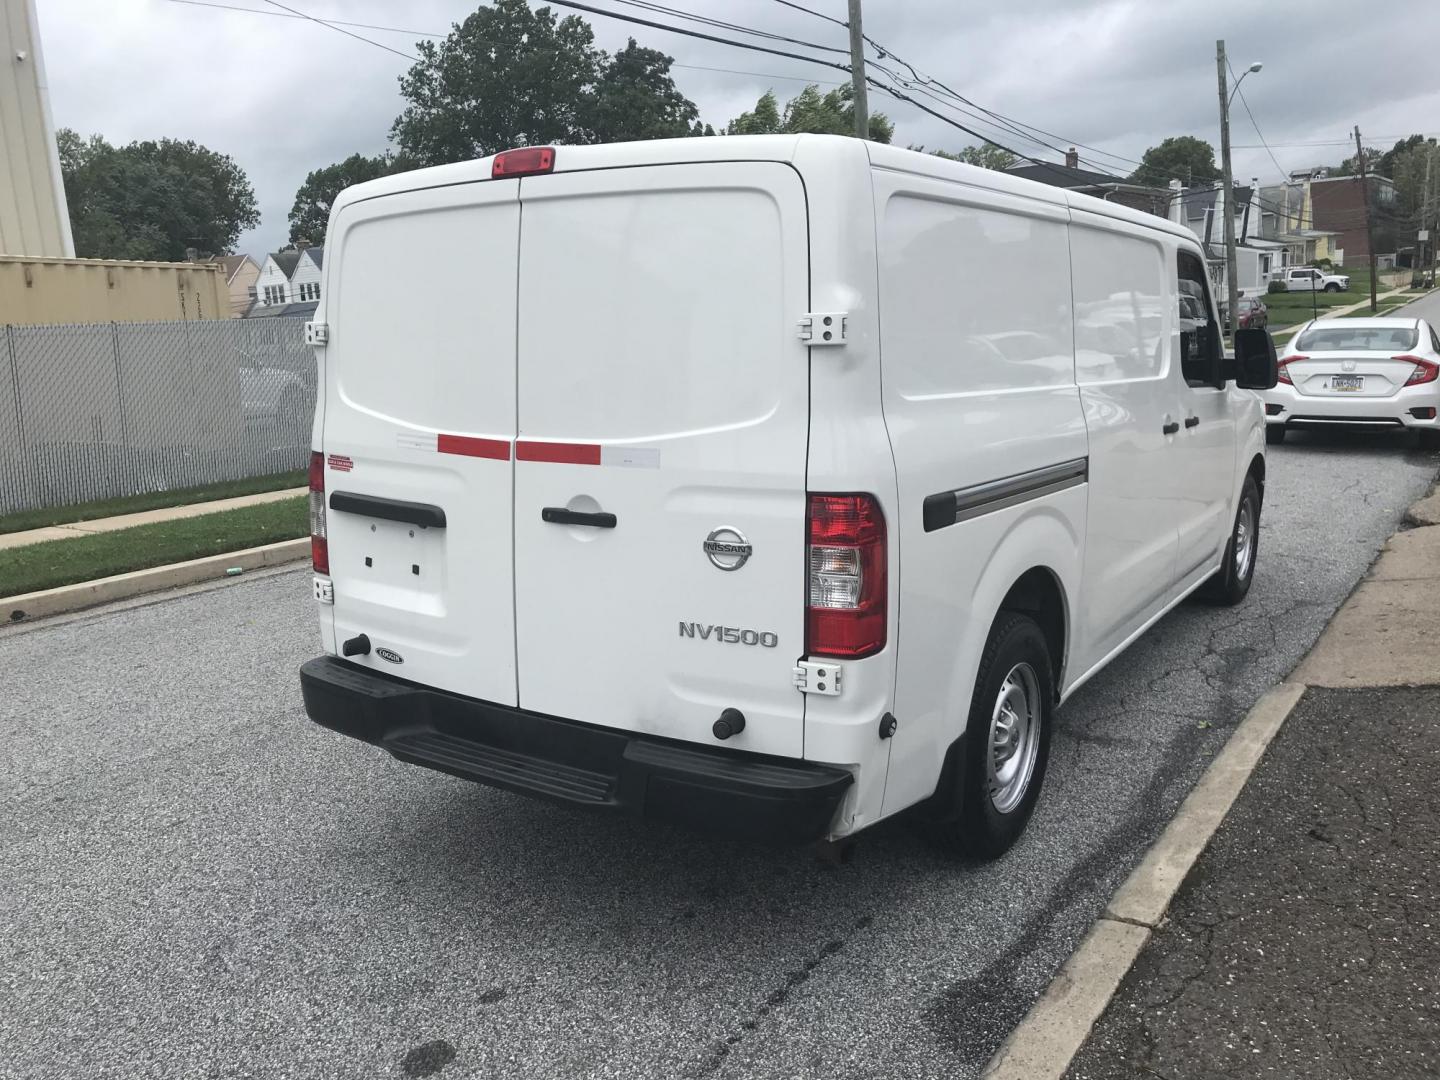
[1228,327,1278,389]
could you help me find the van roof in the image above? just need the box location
[331,134,1197,248]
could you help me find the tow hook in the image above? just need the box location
[341,633,371,657]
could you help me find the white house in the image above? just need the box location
[291,246,323,302]
[255,249,300,306]
[253,244,325,307]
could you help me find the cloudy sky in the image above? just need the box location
[35,0,1440,256]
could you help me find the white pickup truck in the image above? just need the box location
[1280,266,1350,293]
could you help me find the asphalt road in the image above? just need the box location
[3,415,1437,1077]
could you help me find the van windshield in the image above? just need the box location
[1294,325,1418,352]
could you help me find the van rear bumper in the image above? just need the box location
[300,656,853,845]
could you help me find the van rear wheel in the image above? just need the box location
[925,612,1054,860]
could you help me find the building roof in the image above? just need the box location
[214,254,255,282]
[244,299,318,319]
[1004,161,1129,189]
[268,250,302,279]
[303,246,323,271]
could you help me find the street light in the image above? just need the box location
[1218,44,1262,340]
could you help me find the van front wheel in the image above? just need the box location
[926,612,1054,860]
[1198,474,1261,606]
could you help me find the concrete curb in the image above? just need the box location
[982,681,1308,1080]
[2,538,309,623]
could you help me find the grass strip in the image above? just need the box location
[0,469,306,535]
[1,496,307,597]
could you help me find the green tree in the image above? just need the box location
[726,90,783,135]
[590,39,698,143]
[288,152,406,244]
[725,84,892,143]
[392,0,700,165]
[1129,135,1220,186]
[924,144,1017,170]
[58,130,259,260]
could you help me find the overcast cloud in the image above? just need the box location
[35,0,1440,256]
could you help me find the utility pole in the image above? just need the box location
[1355,125,1377,311]
[1422,146,1434,285]
[847,0,868,139]
[1423,147,1433,282]
[1217,40,1239,341]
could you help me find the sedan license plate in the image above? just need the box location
[1331,375,1364,392]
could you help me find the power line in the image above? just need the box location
[162,0,435,37]
[608,0,848,54]
[767,0,848,29]
[258,0,418,61]
[543,0,853,73]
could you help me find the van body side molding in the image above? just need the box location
[923,458,1089,532]
[329,491,447,529]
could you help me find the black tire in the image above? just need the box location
[1324,282,1341,293]
[1199,473,1261,605]
[1415,428,1440,451]
[924,612,1054,860]
[1265,424,1286,445]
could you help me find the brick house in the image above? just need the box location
[1309,175,1397,262]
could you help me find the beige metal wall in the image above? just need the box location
[0,0,73,258]
[0,256,230,326]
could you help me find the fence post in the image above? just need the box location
[110,321,130,451]
[4,324,33,512]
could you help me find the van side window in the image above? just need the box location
[1177,251,1220,387]
[1071,226,1166,384]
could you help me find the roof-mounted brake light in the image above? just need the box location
[492,147,555,179]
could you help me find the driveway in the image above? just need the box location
[2,429,1436,1080]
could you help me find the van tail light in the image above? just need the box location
[1396,355,1440,385]
[492,147,555,178]
[309,450,329,575]
[806,494,887,659]
[1276,355,1305,385]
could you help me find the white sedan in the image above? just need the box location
[1264,317,1440,447]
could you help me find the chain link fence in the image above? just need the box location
[0,318,316,516]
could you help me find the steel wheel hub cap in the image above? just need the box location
[1235,500,1256,580]
[987,662,1042,815]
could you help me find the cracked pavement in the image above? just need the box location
[1064,685,1440,1080]
[2,430,1437,1079]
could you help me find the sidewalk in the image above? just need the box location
[0,487,305,551]
[1062,499,1440,1079]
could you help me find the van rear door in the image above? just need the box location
[322,180,519,706]
[512,163,811,758]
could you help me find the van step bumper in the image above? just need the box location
[299,656,852,845]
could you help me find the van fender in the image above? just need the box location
[885,502,1082,817]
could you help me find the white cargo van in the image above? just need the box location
[299,136,1278,857]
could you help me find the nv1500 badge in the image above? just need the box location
[678,622,778,647]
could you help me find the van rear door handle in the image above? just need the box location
[1162,420,1180,435]
[542,507,617,529]
[1184,416,1200,429]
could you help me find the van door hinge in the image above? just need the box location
[798,312,847,346]
[793,660,843,695]
[304,321,329,346]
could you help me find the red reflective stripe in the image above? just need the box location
[516,441,601,465]
[437,434,511,460]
